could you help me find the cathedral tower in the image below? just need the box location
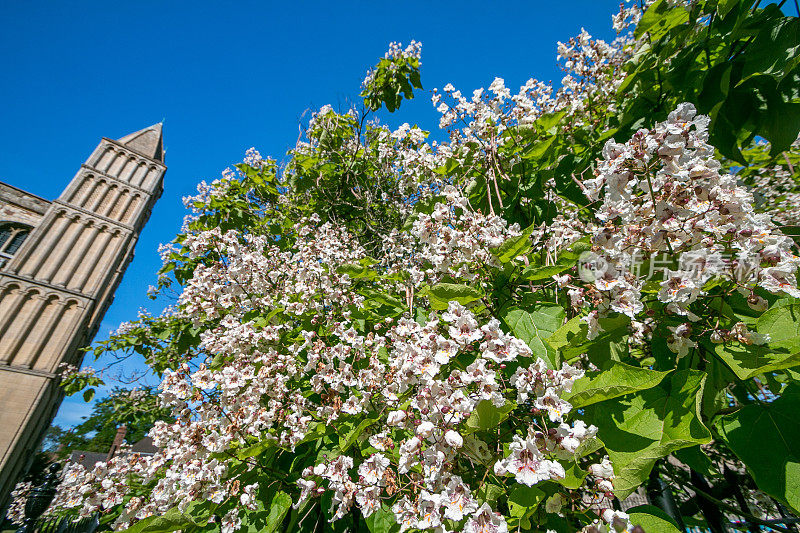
[0,124,166,509]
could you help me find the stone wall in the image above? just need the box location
[0,183,49,228]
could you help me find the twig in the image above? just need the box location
[690,484,793,533]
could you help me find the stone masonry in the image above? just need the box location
[0,124,166,512]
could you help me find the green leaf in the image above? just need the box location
[635,0,690,41]
[292,422,330,448]
[337,263,377,280]
[123,503,209,533]
[533,110,566,132]
[758,301,800,342]
[420,283,483,310]
[546,316,584,353]
[508,484,546,509]
[83,388,96,403]
[464,399,516,433]
[520,262,572,282]
[564,362,670,409]
[588,370,712,499]
[263,491,293,533]
[339,417,376,453]
[627,505,682,533]
[237,438,278,460]
[508,484,546,521]
[674,446,719,478]
[360,288,404,309]
[461,434,494,466]
[717,0,739,18]
[555,461,588,490]
[365,504,401,533]
[714,301,800,379]
[713,342,800,380]
[523,136,556,161]
[738,10,800,84]
[547,314,630,367]
[493,223,537,263]
[475,482,505,506]
[501,304,565,367]
[717,383,800,513]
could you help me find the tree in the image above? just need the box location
[48,387,171,460]
[31,2,800,532]
[39,425,69,454]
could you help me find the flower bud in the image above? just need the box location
[747,293,768,312]
[387,410,406,426]
[444,430,463,448]
[416,421,435,438]
[589,461,614,479]
[598,479,614,492]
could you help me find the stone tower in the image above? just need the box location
[0,124,166,509]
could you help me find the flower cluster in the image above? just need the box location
[47,452,153,525]
[384,40,422,61]
[572,103,800,355]
[433,2,637,144]
[181,171,237,213]
[6,480,32,524]
[292,301,610,531]
[740,137,800,226]
[41,189,628,531]
[408,185,521,282]
[361,41,423,112]
[56,363,97,380]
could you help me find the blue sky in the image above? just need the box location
[0,1,620,427]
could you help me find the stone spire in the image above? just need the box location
[116,123,164,162]
[0,124,166,513]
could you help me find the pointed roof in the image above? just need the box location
[116,123,164,162]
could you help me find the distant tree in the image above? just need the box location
[50,387,171,459]
[38,425,68,454]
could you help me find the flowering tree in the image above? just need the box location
[18,1,800,532]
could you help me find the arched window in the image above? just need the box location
[0,222,32,268]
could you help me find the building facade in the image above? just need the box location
[0,124,166,510]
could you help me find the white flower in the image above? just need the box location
[495,435,565,486]
[221,509,241,533]
[667,323,697,358]
[589,456,615,479]
[358,453,389,485]
[534,388,573,423]
[553,274,571,287]
[450,313,482,345]
[464,503,508,533]
[444,430,463,448]
[417,420,435,438]
[296,479,317,508]
[355,486,381,518]
[398,437,421,474]
[602,509,631,532]
[239,483,258,510]
[416,491,443,529]
[387,410,406,426]
[441,476,478,521]
[582,311,602,340]
[442,301,466,322]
